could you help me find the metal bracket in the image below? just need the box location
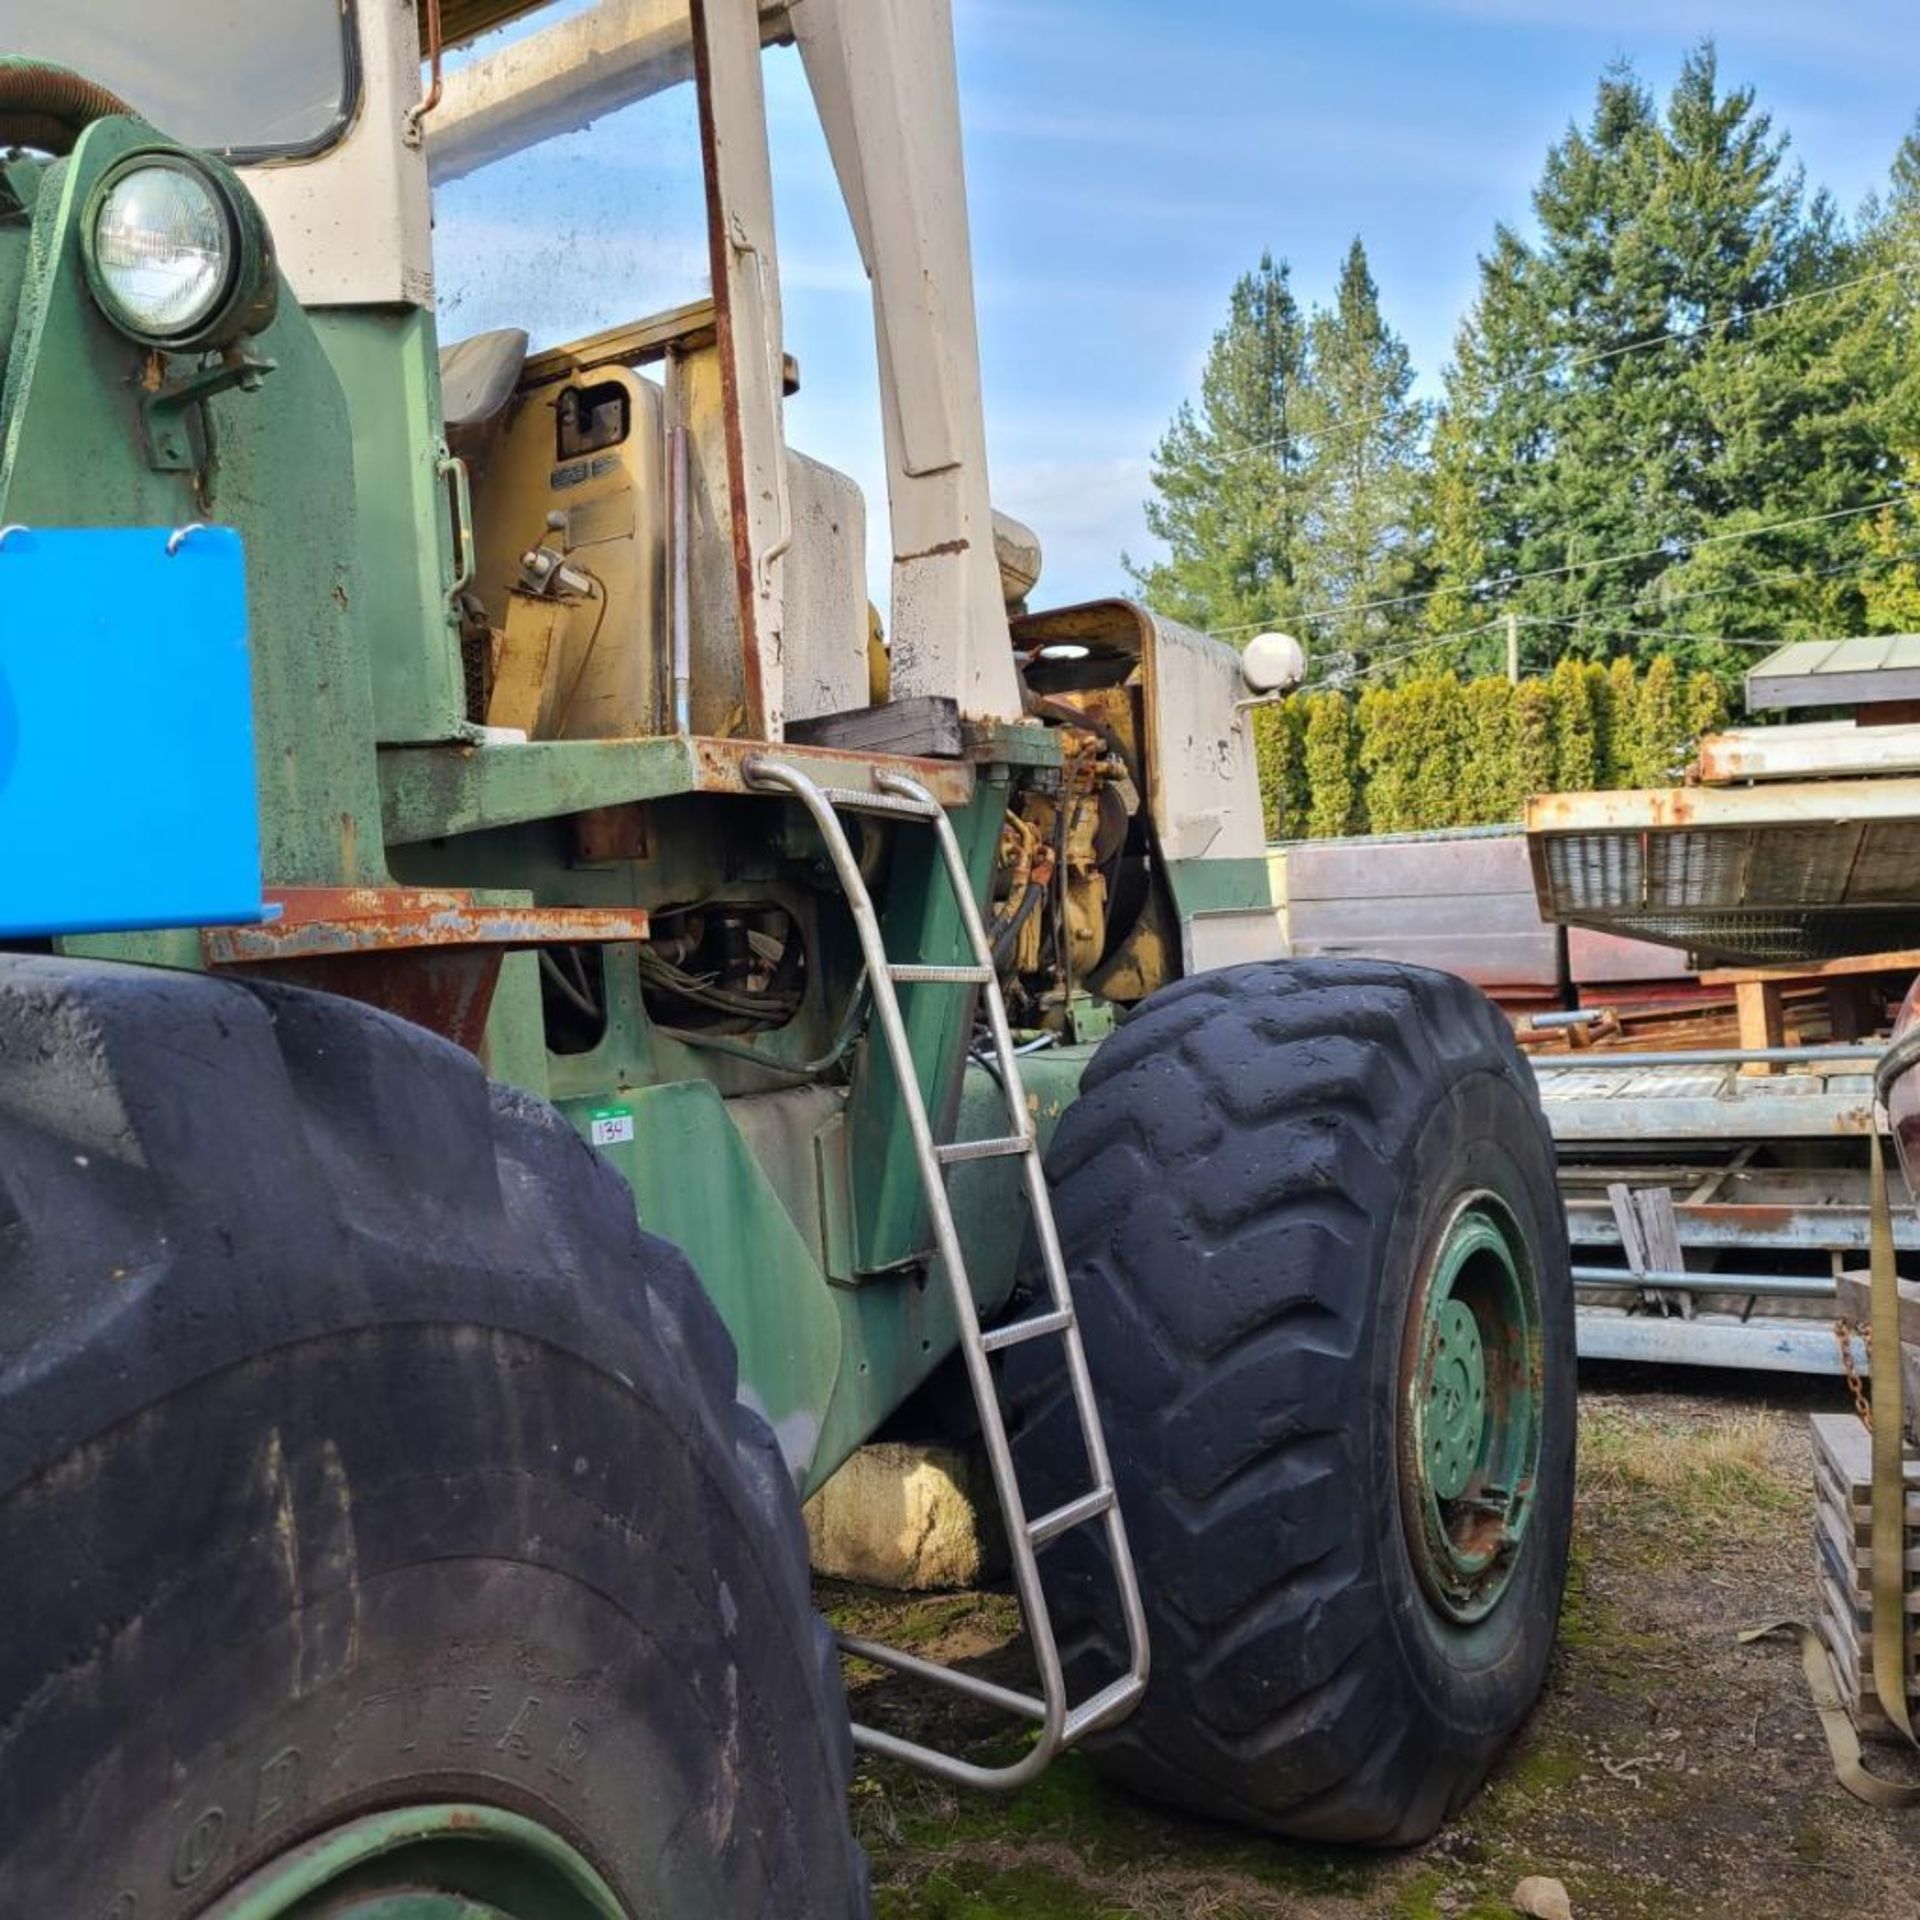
[142,351,277,473]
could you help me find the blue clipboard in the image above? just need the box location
[0,525,266,937]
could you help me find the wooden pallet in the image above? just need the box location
[1811,1412,1920,1736]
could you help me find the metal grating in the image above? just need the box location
[1528,780,1920,964]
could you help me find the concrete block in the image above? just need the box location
[804,1441,1005,1591]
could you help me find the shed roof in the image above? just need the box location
[1746,635,1920,712]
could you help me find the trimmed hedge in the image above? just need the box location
[1253,656,1726,841]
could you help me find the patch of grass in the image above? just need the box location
[862,1750,1381,1901]
[1578,1402,1798,1546]
[820,1583,1022,1652]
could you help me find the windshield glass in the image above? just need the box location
[7,1,356,159]
[433,8,710,353]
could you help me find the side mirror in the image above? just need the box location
[1235,631,1308,710]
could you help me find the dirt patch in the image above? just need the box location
[817,1365,1920,1918]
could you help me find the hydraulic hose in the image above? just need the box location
[0,61,132,156]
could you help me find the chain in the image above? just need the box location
[1836,1318,1873,1428]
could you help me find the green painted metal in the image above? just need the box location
[1163,851,1275,920]
[381,737,708,845]
[542,1040,1094,1498]
[578,1076,847,1488]
[310,308,468,744]
[0,90,1138,1512]
[845,776,1010,1275]
[200,1804,625,1920]
[0,117,387,886]
[1402,1196,1543,1625]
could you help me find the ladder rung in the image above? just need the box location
[1063,1673,1149,1744]
[816,785,941,819]
[1028,1487,1113,1547]
[935,1133,1032,1166]
[980,1306,1074,1352]
[889,962,992,984]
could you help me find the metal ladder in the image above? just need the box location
[744,757,1150,1789]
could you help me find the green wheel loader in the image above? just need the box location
[0,4,1574,1913]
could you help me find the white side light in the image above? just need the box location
[1241,631,1308,697]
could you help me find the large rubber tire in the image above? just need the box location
[1007,958,1574,1845]
[0,955,869,1918]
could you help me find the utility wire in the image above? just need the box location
[1198,261,1915,475]
[1296,548,1920,691]
[1211,492,1911,641]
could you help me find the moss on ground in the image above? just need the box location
[843,1394,1844,1919]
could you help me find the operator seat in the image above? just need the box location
[439,327,529,476]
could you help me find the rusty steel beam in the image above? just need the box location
[204,888,650,1053]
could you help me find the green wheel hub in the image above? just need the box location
[1400,1194,1543,1624]
[198,1805,627,1920]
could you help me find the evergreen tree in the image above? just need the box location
[1684,669,1728,744]
[1635,655,1685,781]
[1601,656,1641,786]
[1857,119,1920,630]
[1460,675,1518,822]
[1127,254,1311,635]
[1303,692,1362,838]
[1514,679,1557,801]
[1428,45,1899,674]
[1295,239,1433,662]
[1355,686,1407,832]
[1252,699,1310,841]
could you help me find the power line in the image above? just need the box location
[1552,263,1911,380]
[1197,260,1915,475]
[1214,491,1911,641]
[1295,548,1920,692]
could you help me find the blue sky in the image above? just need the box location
[441,0,1920,611]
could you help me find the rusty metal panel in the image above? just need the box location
[202,888,651,964]
[1697,722,1920,785]
[690,736,973,807]
[1532,1058,1875,1142]
[1527,778,1920,964]
[202,888,651,1053]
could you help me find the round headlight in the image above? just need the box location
[91,162,236,344]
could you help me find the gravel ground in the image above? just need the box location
[820,1363,1920,1919]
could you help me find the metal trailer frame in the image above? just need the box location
[1539,1044,1889,1376]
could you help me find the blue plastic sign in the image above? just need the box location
[0,525,265,937]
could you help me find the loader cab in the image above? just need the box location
[0,0,1275,980]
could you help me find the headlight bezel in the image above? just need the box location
[82,148,276,354]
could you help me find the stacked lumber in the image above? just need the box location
[1811,1412,1920,1736]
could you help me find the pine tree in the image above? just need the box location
[1295,239,1432,663]
[1127,254,1311,636]
[1428,45,1897,675]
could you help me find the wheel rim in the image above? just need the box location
[1399,1193,1542,1625]
[197,1805,627,1920]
